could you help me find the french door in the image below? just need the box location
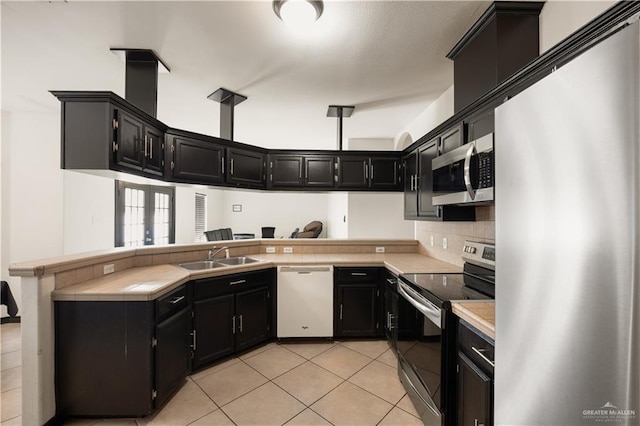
[115,181,175,247]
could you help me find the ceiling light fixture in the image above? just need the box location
[273,0,324,24]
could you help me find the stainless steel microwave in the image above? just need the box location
[432,133,494,206]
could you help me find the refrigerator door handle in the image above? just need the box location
[463,142,476,200]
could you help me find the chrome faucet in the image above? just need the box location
[208,246,229,260]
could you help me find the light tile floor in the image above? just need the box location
[0,324,422,425]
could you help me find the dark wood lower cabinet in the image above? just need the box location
[456,319,494,426]
[155,306,192,407]
[192,294,235,368]
[191,270,274,370]
[457,353,493,426]
[334,267,381,337]
[235,287,270,351]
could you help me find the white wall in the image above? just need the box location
[218,190,331,239]
[539,0,616,53]
[346,193,414,239]
[63,172,114,254]
[174,185,225,244]
[326,192,348,239]
[347,138,394,151]
[2,111,64,317]
[395,85,455,150]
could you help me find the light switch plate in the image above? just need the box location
[266,247,276,254]
[283,247,293,254]
[430,236,434,247]
[442,238,448,249]
[103,264,115,275]
[375,247,385,253]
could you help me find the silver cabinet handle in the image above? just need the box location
[149,135,153,159]
[232,315,236,334]
[144,135,148,157]
[386,278,397,285]
[472,346,495,367]
[351,272,367,276]
[191,330,197,351]
[463,142,477,200]
[389,314,395,330]
[222,156,225,174]
[230,158,234,175]
[230,279,246,286]
[169,295,185,304]
[364,162,368,179]
[339,304,343,320]
[370,164,374,180]
[239,314,243,333]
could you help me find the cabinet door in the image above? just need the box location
[235,286,270,352]
[144,125,164,177]
[155,306,191,407]
[418,140,439,218]
[170,135,225,184]
[336,156,368,189]
[227,148,266,187]
[269,155,304,188]
[440,123,464,154]
[370,157,401,190]
[457,353,492,426]
[304,156,335,188]
[335,283,378,337]
[403,151,418,219]
[466,108,495,143]
[115,110,144,172]
[192,294,235,368]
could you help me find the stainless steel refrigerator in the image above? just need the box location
[495,20,640,426]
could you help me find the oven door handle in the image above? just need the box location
[398,280,441,328]
[399,360,442,419]
[463,142,476,201]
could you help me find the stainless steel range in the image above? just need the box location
[396,241,495,426]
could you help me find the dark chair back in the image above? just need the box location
[261,227,275,238]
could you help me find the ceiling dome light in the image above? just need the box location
[273,0,324,24]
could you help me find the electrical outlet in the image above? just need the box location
[430,236,434,247]
[442,238,448,249]
[283,247,293,254]
[103,264,115,275]
[266,247,276,254]
[375,247,385,253]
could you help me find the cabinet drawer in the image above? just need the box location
[336,267,380,283]
[458,319,494,377]
[193,270,271,300]
[156,285,188,321]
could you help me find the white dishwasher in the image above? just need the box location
[277,265,334,338]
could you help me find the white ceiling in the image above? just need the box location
[1,0,490,150]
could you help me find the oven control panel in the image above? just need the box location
[462,241,495,270]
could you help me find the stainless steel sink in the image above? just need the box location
[178,260,227,271]
[215,257,260,266]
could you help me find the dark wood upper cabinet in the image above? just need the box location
[167,132,225,184]
[304,156,335,188]
[114,111,165,177]
[370,156,402,189]
[439,123,465,154]
[403,151,418,220]
[227,147,266,188]
[337,155,402,190]
[268,155,304,188]
[447,1,544,113]
[336,156,369,189]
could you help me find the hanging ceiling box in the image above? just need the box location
[208,88,248,141]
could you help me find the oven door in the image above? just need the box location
[396,279,444,425]
[432,133,494,206]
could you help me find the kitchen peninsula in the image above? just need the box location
[9,238,473,425]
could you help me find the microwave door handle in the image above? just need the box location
[463,142,476,201]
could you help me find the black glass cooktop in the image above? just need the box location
[399,272,493,308]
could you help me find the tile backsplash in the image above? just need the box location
[417,206,495,267]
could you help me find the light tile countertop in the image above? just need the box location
[451,300,495,340]
[52,253,461,302]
